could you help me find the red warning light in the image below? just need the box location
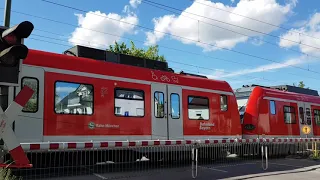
[3,34,17,45]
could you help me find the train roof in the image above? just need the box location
[23,49,234,94]
[258,86,320,104]
[234,84,319,98]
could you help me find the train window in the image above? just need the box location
[314,110,320,126]
[154,92,164,118]
[283,106,296,124]
[188,96,209,120]
[114,88,144,117]
[306,108,311,116]
[21,77,39,113]
[270,100,276,115]
[54,81,94,115]
[299,107,305,123]
[171,93,180,119]
[220,95,228,111]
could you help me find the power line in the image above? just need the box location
[141,0,320,60]
[28,34,289,86]
[142,0,320,51]
[29,27,320,83]
[190,0,320,41]
[36,0,320,76]
[8,8,320,83]
[8,10,270,69]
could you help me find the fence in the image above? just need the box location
[1,138,320,179]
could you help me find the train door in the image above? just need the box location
[151,83,183,140]
[298,102,314,137]
[167,85,183,140]
[14,65,45,143]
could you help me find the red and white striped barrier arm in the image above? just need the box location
[0,86,34,168]
[21,140,196,151]
[18,138,320,151]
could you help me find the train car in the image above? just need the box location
[0,45,241,164]
[235,84,320,139]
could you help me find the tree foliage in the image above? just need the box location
[293,81,308,89]
[108,41,166,62]
[22,79,38,112]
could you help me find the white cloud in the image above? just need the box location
[145,0,296,51]
[69,10,139,48]
[130,0,142,8]
[124,0,141,14]
[292,20,307,27]
[204,55,308,79]
[279,12,320,56]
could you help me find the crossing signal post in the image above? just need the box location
[0,21,34,168]
[0,21,34,86]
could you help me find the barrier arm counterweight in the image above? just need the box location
[0,86,34,168]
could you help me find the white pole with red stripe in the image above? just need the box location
[0,86,34,168]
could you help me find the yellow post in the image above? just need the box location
[315,142,318,158]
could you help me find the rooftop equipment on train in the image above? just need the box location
[63,45,207,78]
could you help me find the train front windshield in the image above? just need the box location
[237,98,248,124]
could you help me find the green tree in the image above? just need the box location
[22,79,38,112]
[108,41,166,62]
[293,81,309,89]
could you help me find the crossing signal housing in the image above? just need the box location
[0,21,34,66]
[0,21,34,86]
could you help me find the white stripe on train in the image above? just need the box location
[25,65,234,96]
[264,96,320,106]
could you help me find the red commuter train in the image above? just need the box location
[1,45,319,146]
[235,85,320,139]
[0,45,242,145]
[1,44,319,164]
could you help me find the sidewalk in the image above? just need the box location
[222,165,320,180]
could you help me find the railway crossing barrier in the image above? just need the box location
[0,137,318,179]
[0,85,34,168]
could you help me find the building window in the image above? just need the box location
[270,100,276,115]
[54,81,93,115]
[188,96,209,120]
[115,106,121,115]
[21,77,39,113]
[171,93,180,119]
[284,106,296,124]
[114,88,144,117]
[154,92,164,118]
[314,109,320,126]
[220,95,228,111]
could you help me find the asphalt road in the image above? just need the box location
[33,157,320,180]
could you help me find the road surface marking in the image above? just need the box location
[269,162,303,168]
[93,173,109,179]
[199,166,228,173]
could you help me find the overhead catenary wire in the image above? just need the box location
[141,0,319,60]
[3,11,287,70]
[28,35,289,86]
[141,0,320,51]
[28,28,320,83]
[29,27,320,83]
[7,9,320,84]
[36,0,320,76]
[190,0,320,41]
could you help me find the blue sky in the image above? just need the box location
[55,82,80,103]
[2,0,320,91]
